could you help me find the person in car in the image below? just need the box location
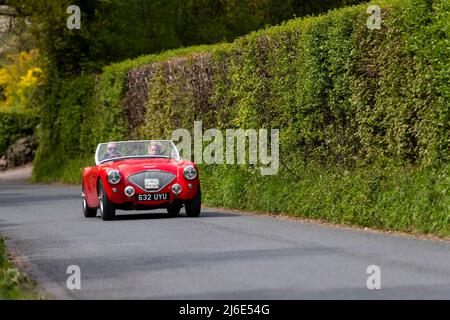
[147,142,162,156]
[102,142,121,161]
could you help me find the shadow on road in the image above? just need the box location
[114,213,173,220]
[112,210,238,221]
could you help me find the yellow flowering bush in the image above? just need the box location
[0,50,43,110]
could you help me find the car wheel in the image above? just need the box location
[185,188,201,217]
[98,180,116,221]
[82,185,97,218]
[167,206,181,217]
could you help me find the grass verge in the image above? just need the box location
[0,237,40,299]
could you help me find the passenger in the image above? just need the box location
[148,142,162,156]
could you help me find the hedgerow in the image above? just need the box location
[33,0,450,236]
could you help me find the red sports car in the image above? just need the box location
[81,140,201,220]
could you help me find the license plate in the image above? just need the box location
[137,193,169,201]
[145,178,159,190]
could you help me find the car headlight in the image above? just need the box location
[107,170,121,184]
[183,165,197,180]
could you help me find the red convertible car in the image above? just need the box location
[81,140,201,220]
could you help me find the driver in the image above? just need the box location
[102,142,121,161]
[147,142,162,156]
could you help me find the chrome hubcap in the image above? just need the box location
[82,191,86,210]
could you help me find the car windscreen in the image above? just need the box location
[95,140,179,165]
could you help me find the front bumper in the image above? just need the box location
[105,177,199,208]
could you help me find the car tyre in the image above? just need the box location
[82,185,97,218]
[185,187,201,217]
[98,180,116,221]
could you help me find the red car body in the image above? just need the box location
[81,141,201,220]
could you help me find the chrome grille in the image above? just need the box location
[127,170,176,192]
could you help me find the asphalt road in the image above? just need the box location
[0,181,449,299]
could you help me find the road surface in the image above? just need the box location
[0,181,449,299]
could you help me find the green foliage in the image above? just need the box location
[202,163,450,236]
[33,0,450,236]
[32,74,97,183]
[0,237,37,299]
[0,110,39,155]
[13,0,366,75]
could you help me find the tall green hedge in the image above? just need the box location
[33,0,450,236]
